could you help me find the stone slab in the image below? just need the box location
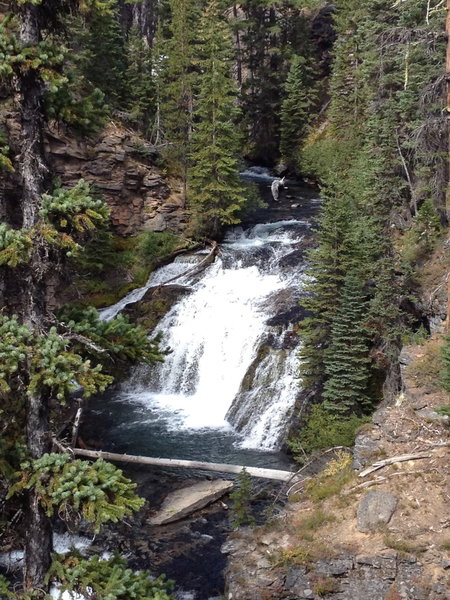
[148,480,233,525]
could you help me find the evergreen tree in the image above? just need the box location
[125,26,155,135]
[322,270,371,414]
[279,54,318,170]
[188,0,247,237]
[75,1,127,107]
[299,193,355,388]
[161,0,201,202]
[0,2,169,597]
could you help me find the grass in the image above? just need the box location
[405,340,443,391]
[441,539,450,551]
[311,576,337,597]
[272,546,311,567]
[382,534,427,555]
[297,509,336,539]
[304,452,354,503]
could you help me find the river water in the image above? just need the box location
[84,171,320,470]
[80,170,320,599]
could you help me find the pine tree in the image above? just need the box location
[322,270,371,414]
[299,193,355,388]
[279,54,318,170]
[125,26,155,135]
[188,0,247,237]
[75,1,127,107]
[161,0,201,202]
[0,2,168,597]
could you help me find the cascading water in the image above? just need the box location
[91,218,314,459]
[80,178,321,600]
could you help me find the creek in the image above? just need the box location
[80,169,321,599]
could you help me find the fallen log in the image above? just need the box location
[358,452,431,478]
[73,448,294,481]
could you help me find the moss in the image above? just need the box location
[71,230,189,309]
[239,344,271,392]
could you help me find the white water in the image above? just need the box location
[0,533,92,571]
[114,220,310,450]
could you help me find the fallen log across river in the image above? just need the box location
[73,448,294,481]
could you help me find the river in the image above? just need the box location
[80,168,321,599]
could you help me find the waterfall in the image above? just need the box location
[116,219,312,451]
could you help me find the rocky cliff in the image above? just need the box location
[3,113,187,236]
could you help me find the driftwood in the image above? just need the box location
[73,448,294,481]
[345,470,426,495]
[358,453,431,478]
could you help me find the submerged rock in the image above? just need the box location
[148,480,234,525]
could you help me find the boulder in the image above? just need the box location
[357,490,398,532]
[148,480,234,525]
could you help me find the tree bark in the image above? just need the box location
[18,3,53,593]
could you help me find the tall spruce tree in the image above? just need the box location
[125,25,155,135]
[279,54,318,170]
[322,269,371,414]
[161,0,200,203]
[299,193,355,389]
[0,2,170,597]
[188,0,247,237]
[75,1,127,107]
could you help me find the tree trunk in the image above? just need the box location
[18,3,53,594]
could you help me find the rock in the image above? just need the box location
[357,490,398,532]
[352,428,382,470]
[43,123,184,235]
[416,408,449,423]
[284,566,310,595]
[315,557,353,576]
[148,480,234,525]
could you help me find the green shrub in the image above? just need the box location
[435,404,450,418]
[406,340,443,390]
[289,404,370,459]
[47,554,172,600]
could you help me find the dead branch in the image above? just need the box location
[358,453,431,478]
[345,470,424,494]
[73,447,294,481]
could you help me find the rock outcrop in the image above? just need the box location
[45,124,188,235]
[3,113,187,235]
[223,334,450,599]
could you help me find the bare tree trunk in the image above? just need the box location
[18,3,52,594]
